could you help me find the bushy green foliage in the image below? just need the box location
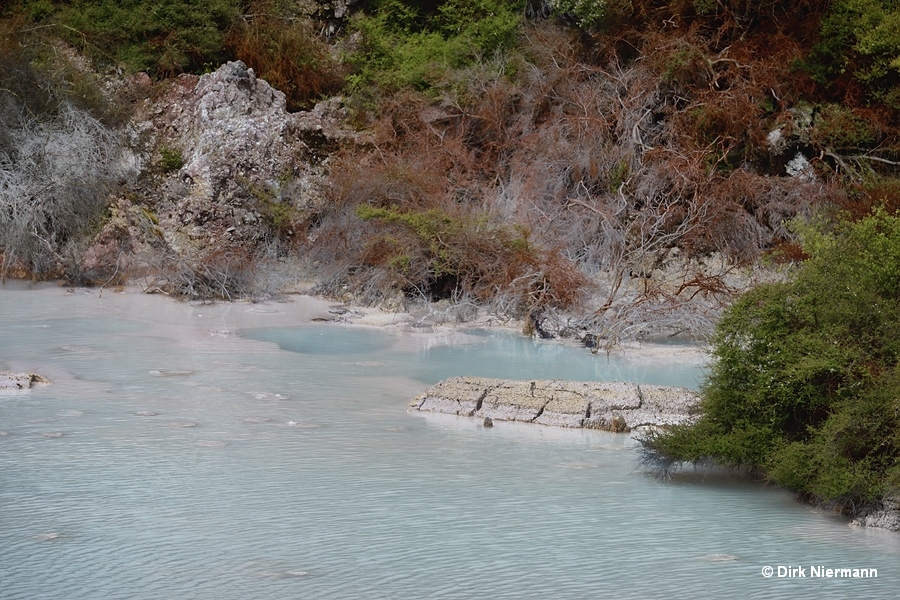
[357,204,527,283]
[158,146,184,172]
[689,0,802,19]
[346,0,524,96]
[691,0,716,15]
[45,0,240,75]
[244,177,300,239]
[549,0,607,27]
[769,375,900,502]
[811,104,876,149]
[808,0,900,104]
[640,210,900,511]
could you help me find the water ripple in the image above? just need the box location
[1,289,897,599]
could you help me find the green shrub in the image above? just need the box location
[50,0,240,75]
[240,177,300,240]
[352,204,584,307]
[158,146,184,172]
[807,0,900,103]
[549,0,607,28]
[640,209,900,512]
[346,0,524,97]
[262,200,297,237]
[356,204,521,281]
[692,0,716,15]
[811,104,876,150]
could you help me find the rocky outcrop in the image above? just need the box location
[146,61,328,259]
[407,376,699,432]
[82,61,365,288]
[0,372,51,390]
[850,496,900,532]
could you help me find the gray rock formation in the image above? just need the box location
[408,376,699,432]
[850,496,900,532]
[83,61,365,288]
[0,371,51,390]
[150,61,321,259]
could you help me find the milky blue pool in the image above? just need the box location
[1,284,897,599]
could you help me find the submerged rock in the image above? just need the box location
[408,376,699,432]
[0,371,51,390]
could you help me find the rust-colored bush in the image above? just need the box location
[226,2,343,110]
[835,179,900,222]
[764,239,808,264]
[305,82,589,312]
[312,147,586,311]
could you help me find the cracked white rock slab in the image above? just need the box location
[409,376,496,416]
[476,380,550,422]
[534,390,590,427]
[409,376,699,432]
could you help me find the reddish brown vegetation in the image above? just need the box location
[309,110,587,313]
[834,180,900,223]
[226,0,344,111]
[305,20,844,336]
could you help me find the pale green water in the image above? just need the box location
[1,284,897,599]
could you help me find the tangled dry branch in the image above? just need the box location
[0,103,130,279]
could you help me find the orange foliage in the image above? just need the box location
[226,2,343,110]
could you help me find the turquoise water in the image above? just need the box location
[244,325,705,388]
[1,285,898,599]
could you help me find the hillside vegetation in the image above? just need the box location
[4,0,898,322]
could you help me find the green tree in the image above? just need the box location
[640,209,900,512]
[807,0,900,106]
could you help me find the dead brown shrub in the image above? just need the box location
[834,179,900,222]
[305,85,588,312]
[226,1,343,111]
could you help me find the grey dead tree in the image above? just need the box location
[0,103,131,279]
